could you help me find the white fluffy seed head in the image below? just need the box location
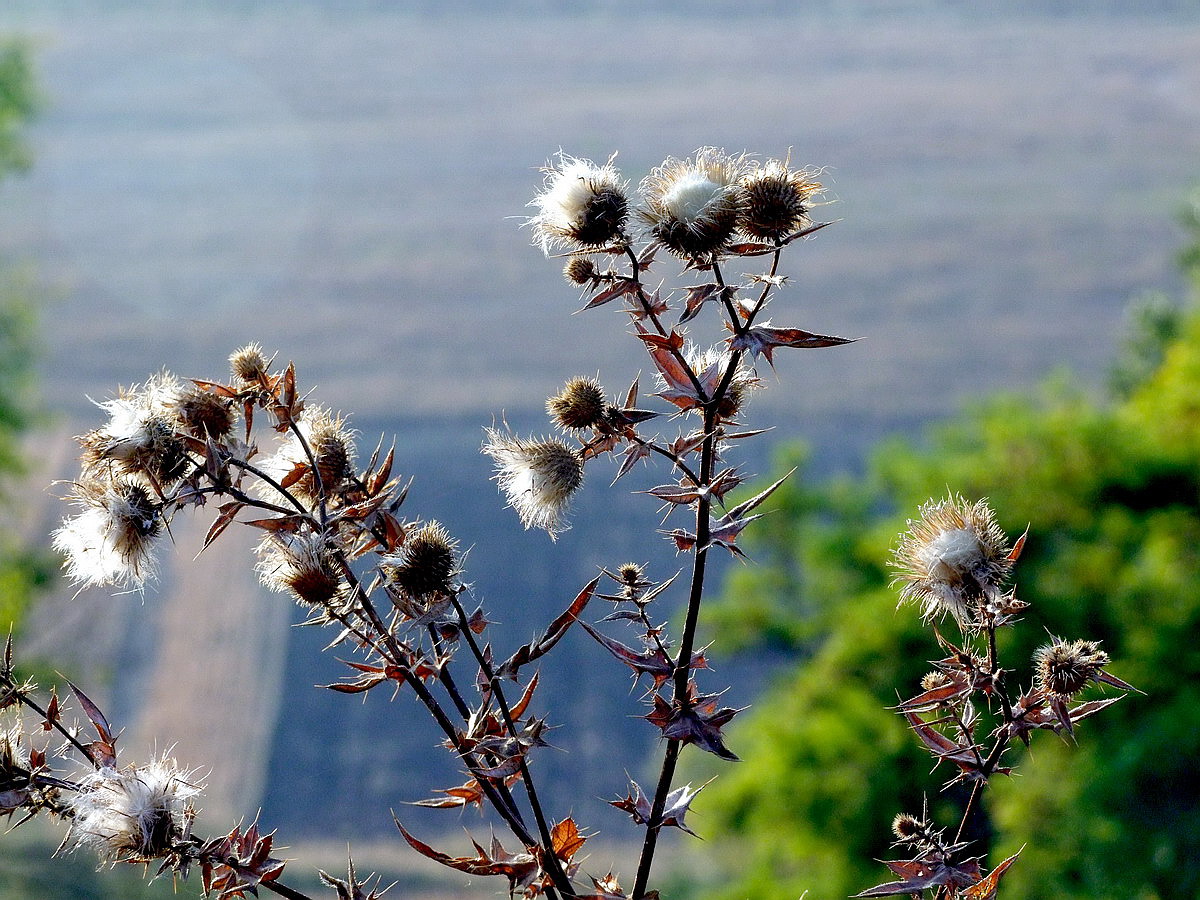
[52,478,162,589]
[638,148,747,257]
[482,429,584,540]
[891,495,1012,628]
[66,756,202,863]
[528,153,629,254]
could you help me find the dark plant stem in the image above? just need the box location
[425,623,528,827]
[631,404,718,900]
[449,595,576,899]
[331,560,538,855]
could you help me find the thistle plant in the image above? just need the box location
[0,147,1136,900]
[851,495,1140,899]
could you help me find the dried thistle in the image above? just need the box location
[563,257,600,286]
[229,342,270,384]
[52,478,163,589]
[65,756,202,864]
[528,153,629,254]
[891,495,1012,628]
[1034,638,1111,700]
[256,530,344,607]
[483,429,584,540]
[739,156,822,242]
[381,521,458,599]
[172,382,237,439]
[547,377,607,431]
[638,147,747,258]
[79,374,191,487]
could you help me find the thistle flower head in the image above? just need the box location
[740,156,822,242]
[257,407,357,506]
[52,478,163,589]
[66,756,202,863]
[172,382,237,439]
[891,495,1012,628]
[528,153,629,254]
[1034,637,1110,700]
[638,148,747,258]
[256,530,343,607]
[483,429,584,540]
[79,374,190,487]
[230,342,271,384]
[547,377,607,431]
[683,344,758,420]
[381,521,459,599]
[612,562,652,603]
[891,812,926,842]
[563,257,599,286]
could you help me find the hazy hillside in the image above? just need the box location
[1,0,1199,847]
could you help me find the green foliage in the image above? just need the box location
[0,38,43,636]
[0,41,38,180]
[689,207,1200,899]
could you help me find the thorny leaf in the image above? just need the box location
[637,242,659,271]
[41,689,59,731]
[278,461,309,491]
[581,621,707,690]
[199,821,287,899]
[624,375,640,410]
[678,283,724,324]
[610,777,713,836]
[395,824,541,897]
[318,858,389,900]
[627,287,669,321]
[578,873,628,900]
[1007,690,1125,745]
[66,680,117,767]
[894,676,972,713]
[243,515,306,533]
[605,406,659,428]
[904,711,1007,783]
[645,682,741,760]
[496,577,599,679]
[611,442,651,485]
[203,502,244,552]
[959,848,1023,900]
[582,277,640,310]
[728,324,855,367]
[637,326,705,412]
[548,817,587,863]
[855,844,987,898]
[411,772,522,811]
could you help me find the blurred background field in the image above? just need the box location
[0,2,1197,899]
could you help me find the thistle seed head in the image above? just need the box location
[920,670,953,692]
[891,495,1012,629]
[891,812,925,841]
[52,478,163,589]
[80,375,191,487]
[547,377,607,431]
[256,530,343,607]
[483,429,584,540]
[740,157,822,242]
[638,148,747,258]
[563,257,599,286]
[1034,638,1110,700]
[66,756,202,863]
[528,153,629,254]
[257,407,357,506]
[172,383,236,439]
[230,343,270,384]
[382,521,459,598]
